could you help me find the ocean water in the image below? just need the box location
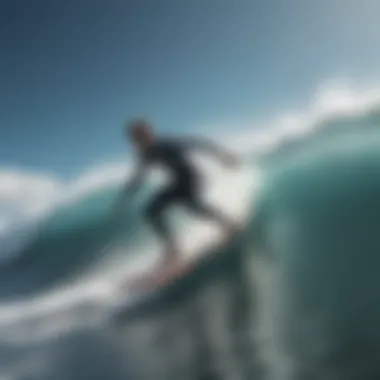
[2,88,380,380]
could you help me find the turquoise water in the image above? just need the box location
[255,124,380,379]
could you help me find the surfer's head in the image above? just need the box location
[126,118,155,149]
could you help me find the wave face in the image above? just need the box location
[2,96,380,379]
[0,185,151,300]
[255,124,380,379]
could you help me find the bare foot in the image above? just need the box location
[160,247,181,268]
[151,248,186,285]
[122,250,186,290]
[150,262,185,287]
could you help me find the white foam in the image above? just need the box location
[209,81,380,157]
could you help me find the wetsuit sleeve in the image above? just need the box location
[177,137,232,161]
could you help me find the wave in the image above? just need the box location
[1,85,380,304]
[0,185,151,300]
[256,129,380,379]
[2,85,380,379]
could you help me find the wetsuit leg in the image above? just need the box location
[184,195,235,229]
[145,186,179,249]
[181,178,236,231]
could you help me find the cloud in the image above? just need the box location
[209,80,380,156]
[0,170,59,204]
[0,170,61,229]
[61,162,130,203]
[0,161,132,224]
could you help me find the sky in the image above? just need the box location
[1,0,380,178]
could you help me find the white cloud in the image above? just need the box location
[0,169,60,228]
[61,162,130,203]
[312,81,380,118]
[0,169,59,204]
[210,80,380,157]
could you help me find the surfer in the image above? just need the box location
[119,118,240,276]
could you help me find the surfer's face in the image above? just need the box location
[127,120,155,150]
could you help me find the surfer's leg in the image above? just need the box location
[184,195,239,237]
[145,188,181,264]
[178,174,240,237]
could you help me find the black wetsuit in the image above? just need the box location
[129,138,231,248]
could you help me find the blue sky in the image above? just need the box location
[1,0,380,178]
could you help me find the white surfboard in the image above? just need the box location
[117,230,240,293]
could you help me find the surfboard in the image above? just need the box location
[108,228,245,325]
[118,259,193,293]
[120,228,242,292]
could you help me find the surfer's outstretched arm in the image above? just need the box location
[112,159,147,213]
[178,137,239,167]
[124,159,148,197]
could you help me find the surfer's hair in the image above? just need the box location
[126,118,153,139]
